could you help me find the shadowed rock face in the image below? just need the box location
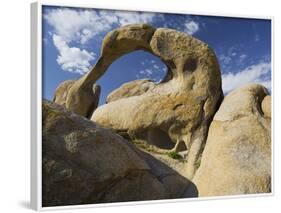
[193,84,271,196]
[42,100,197,207]
[88,24,223,178]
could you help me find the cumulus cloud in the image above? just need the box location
[44,9,113,44]
[114,11,158,26]
[222,61,271,93]
[44,8,161,45]
[44,8,165,74]
[44,8,201,75]
[53,34,95,74]
[184,21,199,35]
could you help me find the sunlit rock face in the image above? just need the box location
[193,84,271,196]
[53,80,101,119]
[106,79,156,103]
[42,100,196,207]
[53,80,76,106]
[83,24,224,178]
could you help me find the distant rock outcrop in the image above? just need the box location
[106,79,156,103]
[42,100,197,207]
[193,84,271,196]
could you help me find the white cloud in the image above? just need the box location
[219,46,239,66]
[222,61,271,93]
[44,8,201,76]
[114,11,157,26]
[240,54,247,59]
[153,64,159,69]
[44,8,163,74]
[53,34,95,74]
[239,54,247,63]
[219,54,232,66]
[138,68,154,80]
[184,21,199,35]
[140,69,152,75]
[218,46,249,69]
[44,9,160,45]
[137,58,167,82]
[44,9,114,44]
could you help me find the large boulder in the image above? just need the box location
[90,25,223,178]
[42,100,196,207]
[106,79,156,103]
[53,80,101,118]
[193,84,271,196]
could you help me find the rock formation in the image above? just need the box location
[53,80,101,118]
[262,95,271,118]
[42,100,197,207]
[193,84,271,196]
[63,24,155,117]
[53,80,75,106]
[106,79,156,103]
[44,24,272,205]
[90,24,223,178]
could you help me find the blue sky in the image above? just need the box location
[42,6,271,104]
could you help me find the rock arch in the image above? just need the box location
[55,24,223,178]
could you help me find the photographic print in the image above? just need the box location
[37,3,272,209]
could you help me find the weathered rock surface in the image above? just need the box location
[193,84,271,196]
[106,79,156,103]
[53,80,75,106]
[46,23,272,203]
[53,80,101,118]
[42,100,196,207]
[90,25,223,178]
[262,95,271,118]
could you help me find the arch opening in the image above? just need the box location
[95,50,171,105]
